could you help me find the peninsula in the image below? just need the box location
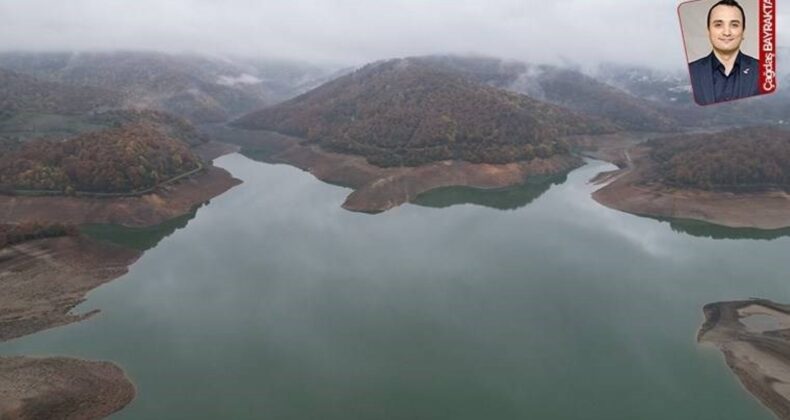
[230,56,615,212]
[592,127,790,230]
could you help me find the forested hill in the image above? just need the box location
[648,127,790,191]
[0,51,339,124]
[0,75,208,145]
[0,68,121,115]
[530,66,677,132]
[391,56,679,132]
[0,123,201,194]
[234,57,616,167]
[89,109,209,147]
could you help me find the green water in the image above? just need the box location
[412,173,569,211]
[79,209,198,251]
[2,153,789,419]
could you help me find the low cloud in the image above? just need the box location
[0,0,784,70]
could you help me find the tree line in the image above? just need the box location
[0,123,201,194]
[648,127,790,191]
[235,60,613,167]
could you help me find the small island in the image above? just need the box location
[592,127,790,230]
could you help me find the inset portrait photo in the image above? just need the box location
[678,0,777,106]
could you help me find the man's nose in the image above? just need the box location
[723,26,732,35]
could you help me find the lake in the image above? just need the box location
[2,153,789,419]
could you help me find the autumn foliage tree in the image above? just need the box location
[0,123,201,193]
[234,58,615,167]
[648,127,790,191]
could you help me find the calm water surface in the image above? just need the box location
[2,153,789,419]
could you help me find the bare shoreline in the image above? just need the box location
[0,235,142,419]
[585,137,790,230]
[698,299,790,419]
[0,356,136,420]
[0,143,242,419]
[0,164,241,228]
[213,127,584,213]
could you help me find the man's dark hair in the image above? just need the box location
[707,0,746,29]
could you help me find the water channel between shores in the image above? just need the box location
[2,153,789,420]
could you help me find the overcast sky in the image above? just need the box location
[0,0,787,70]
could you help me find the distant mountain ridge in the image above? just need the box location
[0,51,338,123]
[0,67,121,116]
[402,56,680,132]
[595,61,790,127]
[235,57,616,166]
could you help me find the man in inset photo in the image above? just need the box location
[687,0,759,105]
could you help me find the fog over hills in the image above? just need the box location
[0,67,121,115]
[2,0,786,71]
[0,52,339,123]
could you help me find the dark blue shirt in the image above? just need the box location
[711,52,747,103]
[688,51,759,105]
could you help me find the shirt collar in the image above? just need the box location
[711,51,743,75]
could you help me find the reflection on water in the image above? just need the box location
[413,173,569,211]
[200,124,289,164]
[1,154,788,420]
[656,218,790,241]
[79,207,199,251]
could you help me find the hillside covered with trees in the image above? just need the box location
[235,57,615,166]
[88,109,209,147]
[0,52,338,124]
[0,68,120,116]
[392,56,679,132]
[0,123,201,194]
[648,127,790,191]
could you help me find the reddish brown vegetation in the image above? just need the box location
[0,68,120,115]
[534,66,677,132]
[88,109,209,146]
[649,127,790,191]
[235,58,615,167]
[0,123,201,193]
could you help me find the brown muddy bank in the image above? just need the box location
[0,236,141,341]
[213,128,583,213]
[698,299,790,419]
[0,235,142,419]
[0,165,241,227]
[0,141,242,418]
[591,148,790,230]
[0,356,135,419]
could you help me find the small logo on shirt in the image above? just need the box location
[744,68,750,75]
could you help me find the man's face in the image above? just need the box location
[708,5,745,55]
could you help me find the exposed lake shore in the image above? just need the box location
[0,356,135,419]
[583,135,790,230]
[207,127,584,213]
[0,165,241,228]
[0,235,142,419]
[0,142,241,419]
[698,299,790,420]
